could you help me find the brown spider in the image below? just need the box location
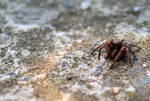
[91,38,141,69]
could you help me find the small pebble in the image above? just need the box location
[23,76,29,81]
[62,61,68,67]
[67,75,72,80]
[95,71,101,76]
[112,87,120,95]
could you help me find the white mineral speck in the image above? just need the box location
[125,86,135,92]
[22,50,30,57]
[146,70,150,78]
[81,0,91,10]
[142,63,147,68]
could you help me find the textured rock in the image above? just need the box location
[0,0,150,101]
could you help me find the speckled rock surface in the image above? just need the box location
[0,0,150,101]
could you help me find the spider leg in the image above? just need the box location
[110,47,126,69]
[110,49,119,59]
[98,50,101,60]
[105,46,111,59]
[91,41,107,55]
[126,48,132,66]
[91,41,108,60]
[129,44,141,49]
[126,46,137,60]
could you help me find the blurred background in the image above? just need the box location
[0,0,150,101]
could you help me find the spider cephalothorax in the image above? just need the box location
[91,38,141,69]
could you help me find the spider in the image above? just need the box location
[91,38,141,69]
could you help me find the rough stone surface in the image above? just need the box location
[0,0,150,101]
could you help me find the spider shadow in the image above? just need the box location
[107,55,138,69]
